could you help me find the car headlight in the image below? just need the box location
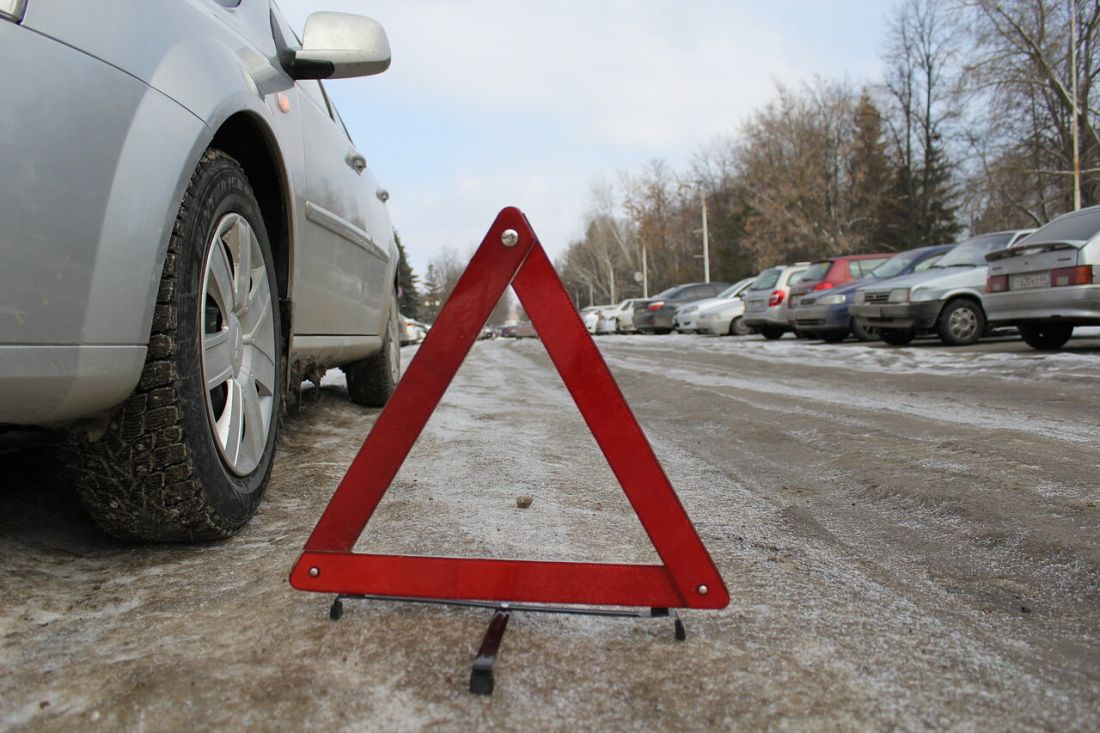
[888,288,909,303]
[853,291,866,304]
[909,288,938,302]
[818,293,846,305]
[0,0,26,21]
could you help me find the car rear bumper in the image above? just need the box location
[0,345,146,425]
[635,311,675,331]
[984,285,1100,326]
[849,301,941,331]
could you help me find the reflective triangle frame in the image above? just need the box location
[290,208,729,610]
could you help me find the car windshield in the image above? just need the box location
[717,284,742,298]
[749,269,781,290]
[1019,208,1100,244]
[869,251,923,279]
[934,233,1014,267]
[800,261,831,282]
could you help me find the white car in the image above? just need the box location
[695,278,757,335]
[674,279,755,333]
[581,305,613,334]
[596,299,643,333]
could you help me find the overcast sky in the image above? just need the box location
[281,1,892,277]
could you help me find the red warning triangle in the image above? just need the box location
[290,208,728,610]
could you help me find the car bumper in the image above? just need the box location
[743,307,789,329]
[635,311,675,331]
[793,303,851,336]
[0,345,146,424]
[984,285,1100,326]
[849,300,941,331]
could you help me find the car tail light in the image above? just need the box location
[1051,265,1093,287]
[0,0,25,21]
[811,282,834,291]
[646,301,664,311]
[768,290,784,307]
[986,275,1008,293]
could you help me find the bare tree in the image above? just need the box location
[955,0,1100,225]
[878,0,963,247]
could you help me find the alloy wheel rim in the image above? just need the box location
[200,213,277,476]
[949,307,977,341]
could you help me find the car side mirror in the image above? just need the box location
[291,12,391,80]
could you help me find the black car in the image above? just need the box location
[633,282,731,334]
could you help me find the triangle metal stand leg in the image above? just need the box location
[326,595,687,696]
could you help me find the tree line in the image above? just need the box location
[558,0,1100,307]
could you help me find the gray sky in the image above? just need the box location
[281,1,892,276]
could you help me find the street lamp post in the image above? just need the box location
[700,190,710,283]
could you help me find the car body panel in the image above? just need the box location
[793,245,954,338]
[784,254,891,329]
[673,278,753,333]
[742,265,809,332]
[984,207,1100,326]
[849,231,1031,337]
[634,283,730,333]
[0,1,397,425]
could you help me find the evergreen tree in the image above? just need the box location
[393,231,421,319]
[848,93,893,248]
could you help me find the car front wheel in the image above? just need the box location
[1018,323,1074,350]
[938,299,985,346]
[730,317,752,336]
[69,149,282,541]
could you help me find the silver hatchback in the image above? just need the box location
[742,264,810,339]
[985,206,1100,349]
[1,2,400,540]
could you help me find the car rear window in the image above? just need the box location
[1019,209,1100,244]
[750,269,781,290]
[849,258,889,278]
[785,268,807,286]
[801,262,831,282]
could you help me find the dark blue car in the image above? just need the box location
[791,244,956,342]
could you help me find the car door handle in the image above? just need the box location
[345,150,367,175]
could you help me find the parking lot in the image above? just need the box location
[2,333,1098,731]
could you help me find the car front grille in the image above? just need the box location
[863,292,890,304]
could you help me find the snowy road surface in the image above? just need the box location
[2,332,1099,731]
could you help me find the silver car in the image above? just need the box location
[742,264,810,339]
[850,230,1032,346]
[985,206,1100,350]
[1,2,400,540]
[676,278,754,334]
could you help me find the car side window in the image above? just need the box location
[849,261,862,278]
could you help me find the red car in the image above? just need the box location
[786,253,892,333]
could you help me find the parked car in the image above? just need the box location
[850,230,1033,346]
[742,264,810,339]
[0,3,398,541]
[398,314,427,345]
[580,305,613,334]
[514,321,538,339]
[597,299,643,334]
[673,279,755,333]
[499,322,520,338]
[784,254,892,335]
[695,279,757,336]
[633,282,731,334]
[985,206,1100,350]
[792,245,954,342]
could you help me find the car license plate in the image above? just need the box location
[746,300,764,311]
[1010,272,1050,290]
